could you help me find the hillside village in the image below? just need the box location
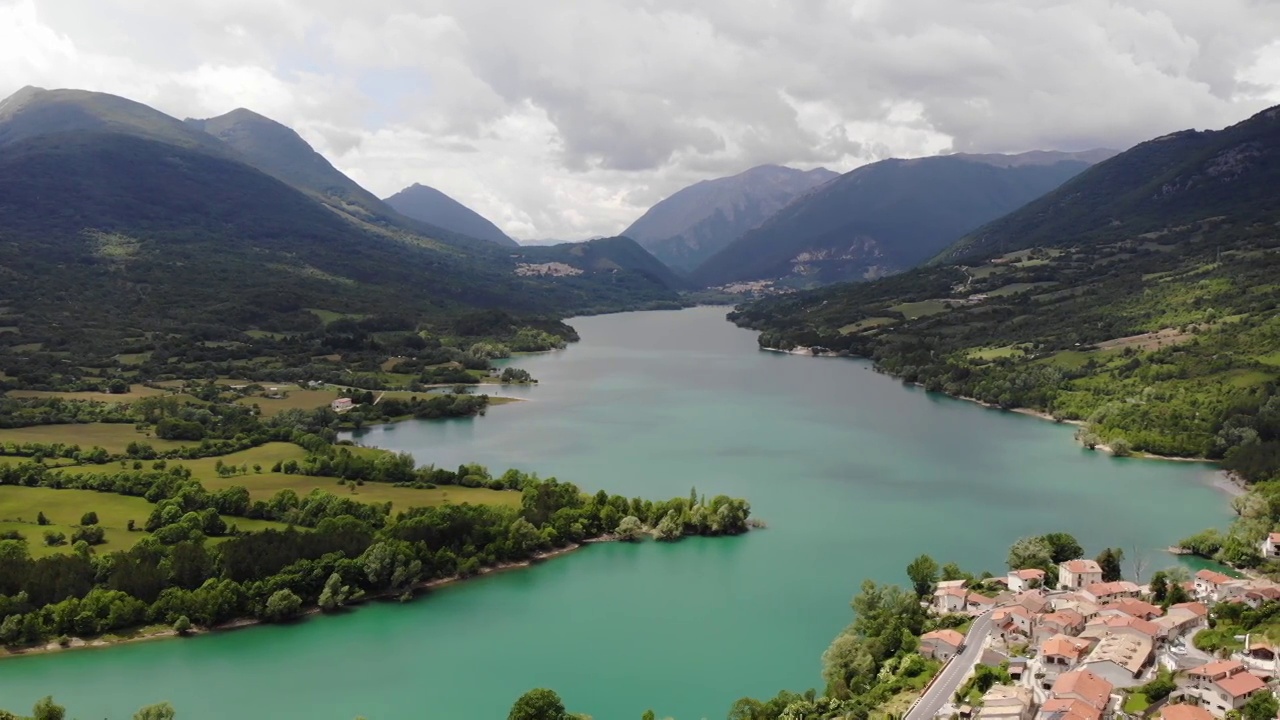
[911,557,1280,720]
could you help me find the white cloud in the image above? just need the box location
[1,0,1278,239]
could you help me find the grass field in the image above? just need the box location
[988,282,1058,297]
[235,386,339,416]
[966,345,1025,361]
[890,300,950,320]
[306,308,368,324]
[8,386,171,403]
[0,424,193,453]
[839,317,897,334]
[197,471,522,511]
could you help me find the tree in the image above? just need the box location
[43,531,66,547]
[1166,580,1191,606]
[940,562,968,582]
[615,515,645,542]
[319,572,351,612]
[1111,438,1133,457]
[906,554,939,597]
[508,689,567,720]
[262,589,303,623]
[1096,548,1124,582]
[1243,688,1279,720]
[1040,533,1084,563]
[642,712,656,720]
[36,511,50,526]
[134,702,176,720]
[1007,536,1053,570]
[654,511,683,541]
[1149,571,1168,602]
[173,615,191,635]
[80,511,99,526]
[32,697,65,720]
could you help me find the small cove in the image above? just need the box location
[0,306,1231,719]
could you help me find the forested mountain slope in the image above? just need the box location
[730,105,1280,474]
[693,152,1103,288]
[384,183,518,247]
[941,106,1280,262]
[622,165,837,271]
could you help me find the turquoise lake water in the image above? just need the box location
[0,307,1230,719]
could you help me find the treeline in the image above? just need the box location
[0,475,751,649]
[0,697,175,720]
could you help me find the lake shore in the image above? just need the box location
[0,539,603,662]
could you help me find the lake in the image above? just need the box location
[0,306,1230,719]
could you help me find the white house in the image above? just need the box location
[1153,602,1209,641]
[1083,581,1141,604]
[1173,661,1269,718]
[1038,634,1097,685]
[934,585,969,614]
[992,605,1035,641]
[1059,559,1104,590]
[1008,568,1047,592]
[920,629,966,661]
[1262,532,1280,558]
[331,397,354,413]
[1194,570,1244,603]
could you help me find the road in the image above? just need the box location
[906,611,996,720]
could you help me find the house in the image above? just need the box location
[1059,560,1105,590]
[1054,598,1102,623]
[1039,634,1098,685]
[1034,610,1087,644]
[1036,697,1102,720]
[968,593,1000,615]
[920,629,966,661]
[1080,615,1161,645]
[992,605,1035,641]
[1194,570,1243,603]
[1098,598,1162,621]
[1160,705,1215,720]
[1008,658,1028,681]
[978,685,1034,720]
[1014,591,1051,615]
[331,397,354,413]
[1261,532,1280,559]
[1083,581,1141,604]
[1243,637,1276,663]
[935,585,970,614]
[1050,669,1115,717]
[1153,602,1209,641]
[1078,633,1154,688]
[265,386,284,399]
[1008,569,1047,592]
[1173,660,1269,717]
[937,579,969,591]
[1238,585,1280,609]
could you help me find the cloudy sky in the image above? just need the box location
[2,0,1279,241]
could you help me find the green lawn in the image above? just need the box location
[0,423,193,453]
[1123,693,1150,714]
[966,345,1025,361]
[988,282,1058,297]
[8,386,171,403]
[197,470,522,511]
[839,317,897,334]
[890,300,950,320]
[235,385,339,416]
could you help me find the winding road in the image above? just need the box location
[906,611,996,720]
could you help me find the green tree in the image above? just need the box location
[173,615,191,635]
[1007,536,1053,570]
[1149,571,1168,602]
[940,562,968,582]
[615,515,645,542]
[36,511,49,526]
[319,572,351,612]
[1166,581,1191,606]
[1096,548,1124,582]
[32,697,65,720]
[134,702,176,720]
[1243,689,1279,720]
[43,531,66,547]
[1111,438,1133,457]
[80,511,99,526]
[262,589,303,623]
[642,711,656,720]
[508,689,567,720]
[1040,533,1084,563]
[906,554,939,597]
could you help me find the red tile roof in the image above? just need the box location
[1196,569,1236,585]
[1161,705,1215,720]
[1011,568,1047,580]
[1085,581,1140,597]
[1216,671,1267,698]
[1187,660,1246,678]
[921,629,965,649]
[1052,669,1114,709]
[1040,697,1102,720]
[1041,634,1095,661]
[1102,598,1162,620]
[1168,601,1208,617]
[1062,559,1103,574]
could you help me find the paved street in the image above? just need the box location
[906,612,995,720]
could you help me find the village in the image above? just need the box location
[910,551,1280,720]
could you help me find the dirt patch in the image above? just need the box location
[1094,328,1193,352]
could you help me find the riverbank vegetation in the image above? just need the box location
[0,697,175,720]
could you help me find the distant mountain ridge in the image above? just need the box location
[622,165,837,271]
[383,183,518,247]
[691,151,1108,287]
[940,109,1280,262]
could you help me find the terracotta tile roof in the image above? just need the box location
[1196,569,1236,585]
[1102,598,1163,620]
[969,594,998,606]
[937,579,969,589]
[1051,669,1114,709]
[1039,610,1086,628]
[1160,704,1215,720]
[995,605,1033,620]
[1083,614,1160,639]
[1041,634,1096,660]
[1169,602,1208,617]
[1187,660,1246,678]
[937,586,969,597]
[1085,581,1140,597]
[1012,569,1047,580]
[921,629,966,648]
[1216,671,1267,698]
[1040,697,1102,720]
[1062,559,1103,574]
[1269,532,1280,543]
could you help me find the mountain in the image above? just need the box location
[940,108,1280,262]
[622,165,837,271]
[728,103,1280,464]
[383,183,518,247]
[0,87,684,358]
[691,151,1109,288]
[184,109,491,248]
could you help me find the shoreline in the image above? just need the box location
[0,540,602,662]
